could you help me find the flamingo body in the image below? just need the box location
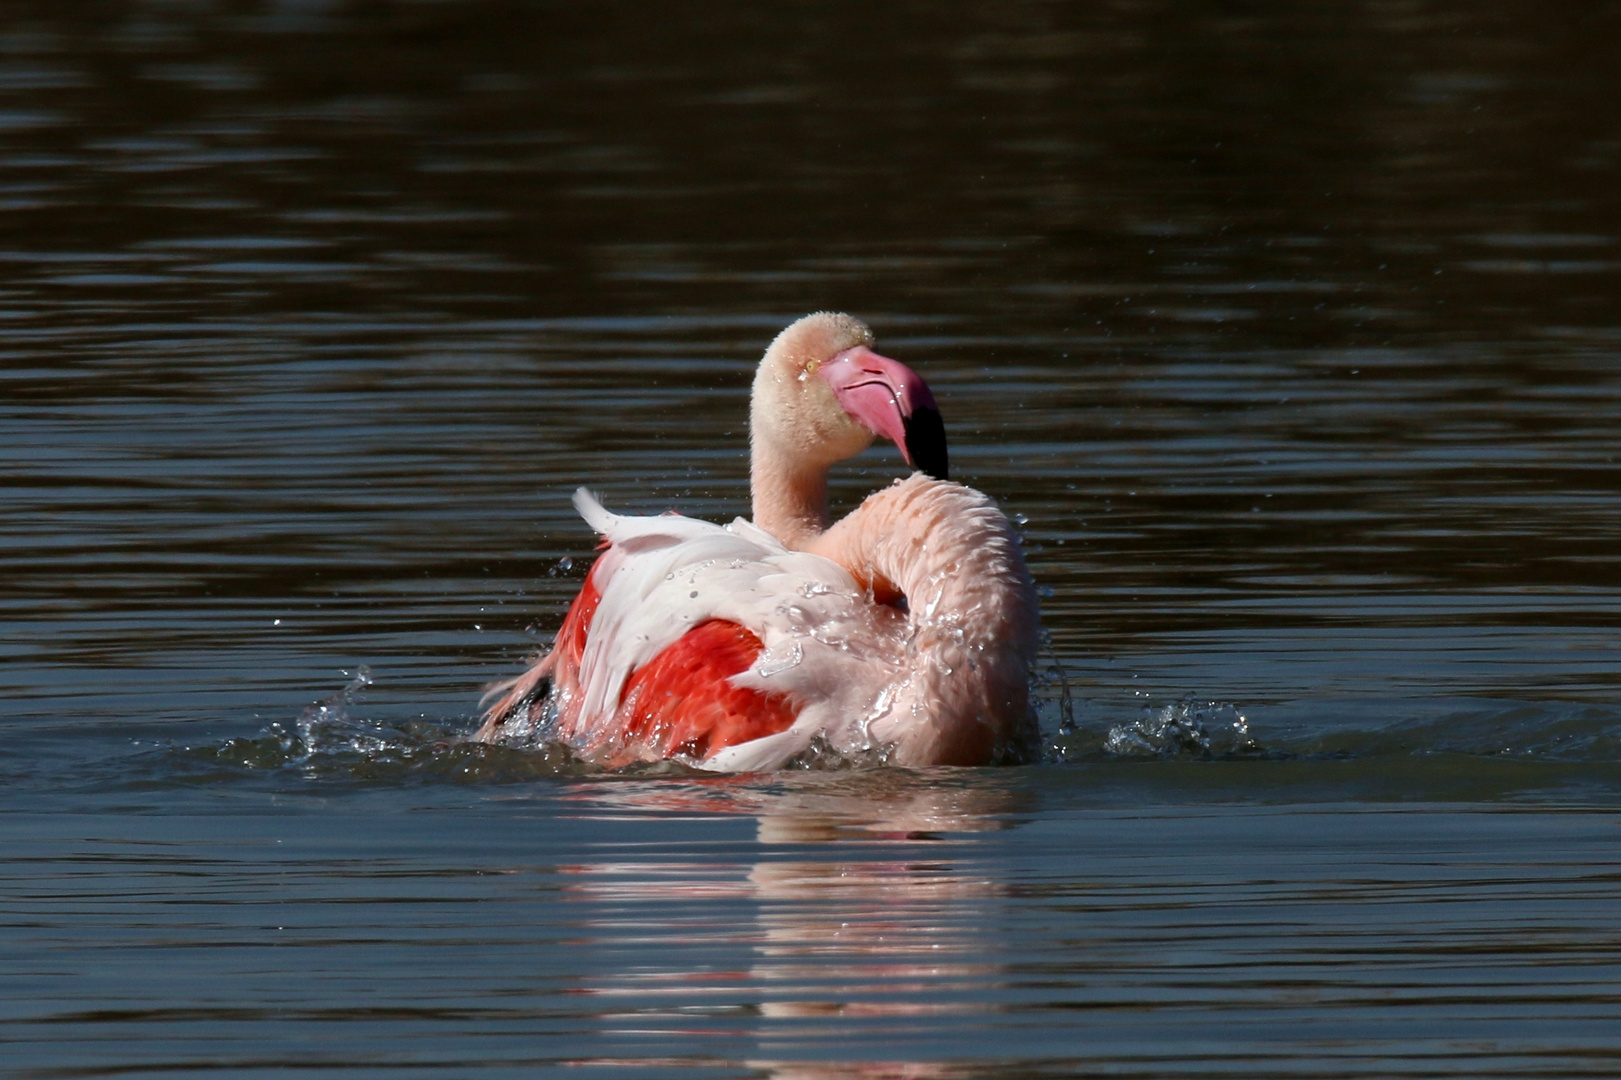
[480,479,1039,770]
[540,558,798,762]
[618,620,797,760]
[477,312,1041,770]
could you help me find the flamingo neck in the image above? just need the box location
[750,441,830,548]
[805,475,1041,765]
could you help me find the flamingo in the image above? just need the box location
[476,312,1040,770]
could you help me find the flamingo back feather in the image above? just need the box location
[480,479,1037,770]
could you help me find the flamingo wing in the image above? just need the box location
[609,619,798,763]
[504,490,906,770]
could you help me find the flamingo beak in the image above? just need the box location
[817,346,950,481]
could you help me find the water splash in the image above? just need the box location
[1034,635,1075,734]
[200,669,586,782]
[1103,697,1262,760]
[756,641,805,677]
[1030,635,1079,763]
[780,731,885,770]
[292,666,378,760]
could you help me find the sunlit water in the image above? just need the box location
[4,2,1621,1076]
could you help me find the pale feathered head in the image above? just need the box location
[750,312,948,480]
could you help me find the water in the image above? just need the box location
[4,1,1621,1075]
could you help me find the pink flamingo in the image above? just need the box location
[476,312,1040,769]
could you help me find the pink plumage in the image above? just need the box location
[477,314,1040,769]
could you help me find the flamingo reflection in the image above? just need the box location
[553,772,1027,1071]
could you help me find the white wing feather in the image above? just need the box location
[569,488,907,769]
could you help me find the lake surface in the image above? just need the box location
[4,1,1621,1076]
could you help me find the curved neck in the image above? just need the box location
[805,475,1041,764]
[750,437,829,548]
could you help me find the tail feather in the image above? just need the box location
[572,487,612,535]
[475,648,559,739]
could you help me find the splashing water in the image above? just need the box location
[292,666,379,760]
[755,641,805,678]
[780,731,884,770]
[1103,697,1262,759]
[199,668,585,782]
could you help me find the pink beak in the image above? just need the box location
[816,346,949,481]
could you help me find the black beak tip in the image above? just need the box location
[902,407,949,482]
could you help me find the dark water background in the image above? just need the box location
[4,1,1621,1076]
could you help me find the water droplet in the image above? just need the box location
[757,643,804,677]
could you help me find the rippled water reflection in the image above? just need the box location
[7,775,1621,1077]
[4,0,1621,1076]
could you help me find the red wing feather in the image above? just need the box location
[552,568,602,680]
[489,557,799,764]
[475,563,605,736]
[612,620,798,763]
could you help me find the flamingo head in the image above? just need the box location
[751,312,949,481]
